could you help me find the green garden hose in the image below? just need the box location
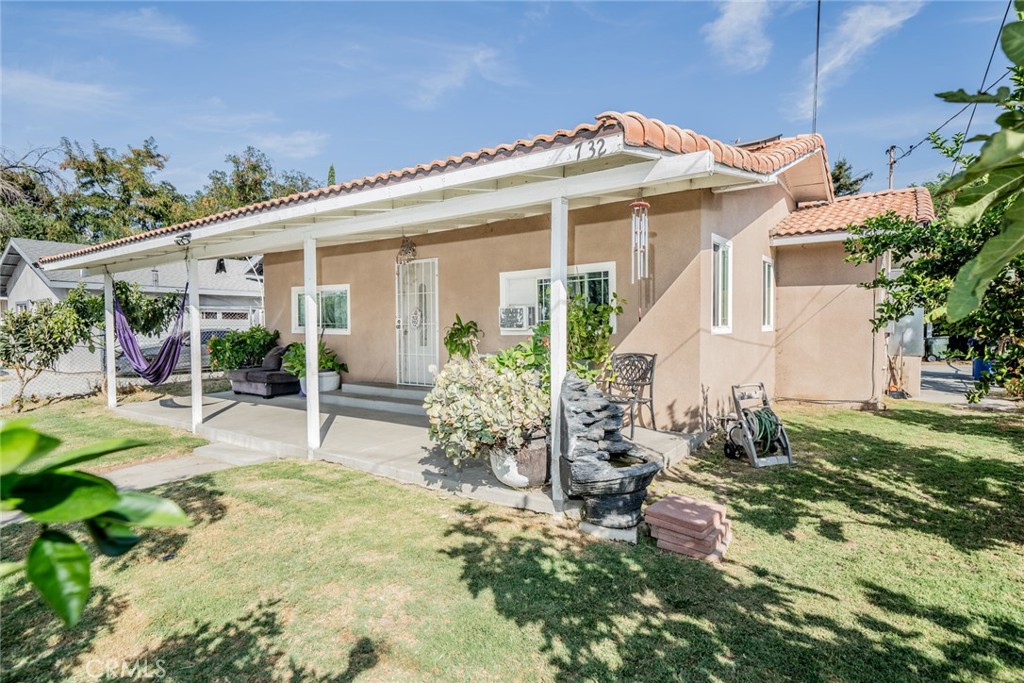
[742,407,782,455]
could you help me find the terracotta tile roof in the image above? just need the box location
[773,187,935,237]
[601,111,825,176]
[40,111,827,264]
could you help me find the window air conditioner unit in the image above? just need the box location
[498,305,536,331]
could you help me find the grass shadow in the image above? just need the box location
[660,414,1024,552]
[878,405,1023,449]
[102,477,229,573]
[443,504,1024,682]
[96,600,382,682]
[0,582,128,682]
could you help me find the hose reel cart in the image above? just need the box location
[722,383,793,468]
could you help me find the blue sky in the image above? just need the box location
[1,1,1010,196]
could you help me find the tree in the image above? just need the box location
[0,147,79,250]
[190,147,320,218]
[0,422,188,627]
[0,300,90,411]
[831,157,873,196]
[327,164,336,186]
[845,172,1024,401]
[63,281,181,354]
[62,278,181,395]
[936,2,1024,320]
[58,138,191,242]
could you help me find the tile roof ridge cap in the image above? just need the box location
[835,187,924,202]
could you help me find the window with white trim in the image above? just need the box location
[762,257,775,331]
[499,262,615,334]
[711,235,732,333]
[291,284,350,335]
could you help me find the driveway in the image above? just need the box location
[917,362,1018,410]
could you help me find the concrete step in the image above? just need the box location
[319,390,426,416]
[341,382,430,401]
[628,427,698,470]
[192,443,279,466]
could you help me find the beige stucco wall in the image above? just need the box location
[263,184,799,432]
[902,356,922,397]
[264,192,704,389]
[695,185,789,425]
[774,241,885,405]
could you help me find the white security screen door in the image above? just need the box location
[395,258,439,386]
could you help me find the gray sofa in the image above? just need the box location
[227,346,300,398]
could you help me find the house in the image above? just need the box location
[1,238,263,391]
[36,111,933,504]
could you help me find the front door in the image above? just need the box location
[395,258,439,386]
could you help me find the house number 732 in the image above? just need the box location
[574,138,607,161]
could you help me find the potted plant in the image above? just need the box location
[443,314,482,359]
[282,340,348,394]
[423,355,549,488]
[207,326,280,371]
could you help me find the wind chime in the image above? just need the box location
[629,198,650,284]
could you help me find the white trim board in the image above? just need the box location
[770,231,849,247]
[52,150,763,275]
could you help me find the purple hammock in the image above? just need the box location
[113,286,188,386]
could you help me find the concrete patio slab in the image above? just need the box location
[115,393,581,516]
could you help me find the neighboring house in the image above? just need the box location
[38,111,933,437]
[1,238,263,378]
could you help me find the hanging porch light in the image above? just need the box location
[629,199,650,284]
[395,236,417,266]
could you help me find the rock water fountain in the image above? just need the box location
[559,373,661,534]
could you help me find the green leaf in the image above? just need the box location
[948,197,1024,320]
[98,491,189,528]
[940,128,1024,194]
[995,108,1024,131]
[947,166,1024,228]
[0,423,60,475]
[1002,21,1024,67]
[13,471,120,523]
[40,438,146,472]
[1,470,23,508]
[0,560,25,579]
[85,519,141,557]
[936,86,1011,104]
[26,530,91,627]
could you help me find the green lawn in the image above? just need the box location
[1,400,1022,682]
[0,395,206,472]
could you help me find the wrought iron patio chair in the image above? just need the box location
[605,353,657,439]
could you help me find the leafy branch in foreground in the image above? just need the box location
[0,422,189,626]
[936,1,1024,320]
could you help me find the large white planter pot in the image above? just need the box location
[299,371,341,394]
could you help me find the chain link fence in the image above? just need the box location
[1,312,254,405]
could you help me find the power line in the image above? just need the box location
[892,70,1010,165]
[951,0,1013,175]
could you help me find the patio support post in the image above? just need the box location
[187,255,203,432]
[103,273,117,409]
[303,236,321,454]
[549,196,568,515]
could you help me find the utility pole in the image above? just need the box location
[887,145,896,190]
[812,0,822,134]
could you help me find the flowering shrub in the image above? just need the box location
[423,355,548,464]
